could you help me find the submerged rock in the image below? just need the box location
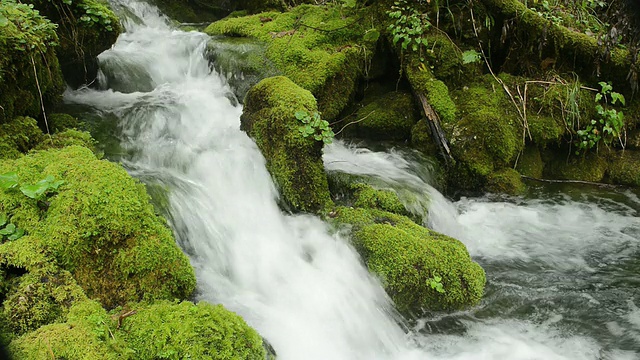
[241,76,333,213]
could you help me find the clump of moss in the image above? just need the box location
[2,269,87,335]
[515,146,544,178]
[0,117,45,160]
[119,301,266,359]
[351,183,409,216]
[606,150,640,186]
[48,113,79,133]
[404,58,457,124]
[206,4,372,119]
[0,146,196,309]
[544,150,608,182]
[346,91,419,141]
[0,1,64,123]
[486,168,526,195]
[332,207,485,313]
[241,76,333,213]
[35,129,97,153]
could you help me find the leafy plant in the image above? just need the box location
[295,110,335,144]
[576,82,625,153]
[0,213,24,241]
[462,49,482,64]
[387,0,431,53]
[20,175,65,200]
[427,275,445,293]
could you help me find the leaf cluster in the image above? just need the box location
[427,275,445,293]
[576,81,626,153]
[0,1,59,52]
[387,0,431,53]
[295,110,335,144]
[1,172,64,200]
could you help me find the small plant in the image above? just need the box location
[295,110,335,145]
[427,275,445,293]
[387,0,431,53]
[462,49,482,64]
[576,82,625,153]
[0,213,25,241]
[20,175,65,200]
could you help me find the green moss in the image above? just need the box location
[3,269,87,335]
[332,207,485,313]
[0,117,45,160]
[405,61,457,124]
[242,76,333,213]
[347,91,419,140]
[421,33,462,83]
[351,183,409,216]
[206,4,372,119]
[515,146,544,178]
[0,1,64,123]
[48,113,79,133]
[35,129,97,153]
[8,300,119,360]
[119,300,266,360]
[448,77,524,190]
[0,146,196,309]
[486,168,526,195]
[411,119,438,156]
[544,150,608,182]
[527,113,564,144]
[606,150,640,187]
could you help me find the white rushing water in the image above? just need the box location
[64,1,640,359]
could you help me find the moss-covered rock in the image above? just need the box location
[35,129,97,153]
[9,299,267,360]
[332,207,485,313]
[544,150,608,182]
[405,60,457,125]
[606,150,640,187]
[0,117,46,160]
[411,118,438,156]
[0,1,64,123]
[206,4,373,120]
[48,113,79,133]
[346,91,419,140]
[515,146,544,178]
[25,0,121,87]
[241,76,333,213]
[119,300,266,359]
[0,146,196,309]
[486,168,526,195]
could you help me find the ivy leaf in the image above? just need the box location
[0,172,19,190]
[611,92,625,106]
[295,110,308,121]
[0,223,16,236]
[462,50,482,64]
[20,182,48,199]
[8,228,24,241]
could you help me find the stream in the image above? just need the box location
[63,1,640,359]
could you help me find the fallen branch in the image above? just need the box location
[520,175,619,188]
[416,92,453,162]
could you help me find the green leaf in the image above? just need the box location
[462,50,482,64]
[0,172,19,190]
[0,223,16,236]
[611,92,625,106]
[0,13,8,27]
[295,110,308,121]
[0,213,6,227]
[8,228,24,241]
[20,183,48,199]
[363,29,380,43]
[595,93,602,102]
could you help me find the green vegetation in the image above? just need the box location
[387,0,431,54]
[576,82,626,153]
[332,206,485,313]
[241,76,333,213]
[348,90,419,140]
[295,110,335,144]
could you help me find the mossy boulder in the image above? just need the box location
[241,76,333,213]
[25,0,121,87]
[411,119,438,156]
[345,91,419,141]
[35,129,97,153]
[9,299,266,360]
[48,113,79,133]
[515,146,544,178]
[118,300,266,359]
[0,1,64,123]
[448,76,523,189]
[486,168,526,195]
[606,150,640,187]
[0,117,46,160]
[206,4,373,120]
[405,58,457,125]
[332,207,485,313]
[0,146,196,309]
[544,150,608,182]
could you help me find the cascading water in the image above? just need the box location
[325,141,640,359]
[63,1,640,359]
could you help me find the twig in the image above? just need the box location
[116,309,138,329]
[31,55,52,142]
[521,175,619,188]
[46,337,55,359]
[334,110,376,136]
